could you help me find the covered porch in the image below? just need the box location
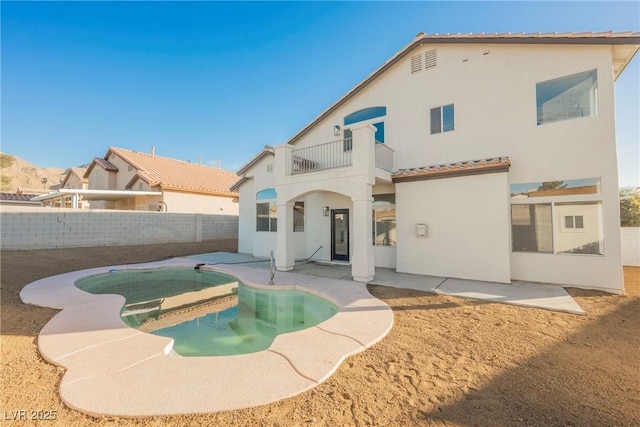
[272,123,394,282]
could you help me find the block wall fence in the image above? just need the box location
[0,207,238,250]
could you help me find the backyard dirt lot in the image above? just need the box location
[2,241,639,426]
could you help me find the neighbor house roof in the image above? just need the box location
[392,157,511,183]
[16,187,50,195]
[286,31,640,146]
[106,147,239,196]
[0,193,39,202]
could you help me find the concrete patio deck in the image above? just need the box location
[188,252,585,315]
[20,257,393,417]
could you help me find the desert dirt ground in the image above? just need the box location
[1,240,639,426]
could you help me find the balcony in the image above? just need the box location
[286,138,394,176]
[288,139,352,175]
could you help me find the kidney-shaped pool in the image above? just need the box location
[75,267,338,356]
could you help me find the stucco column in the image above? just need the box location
[274,144,294,185]
[351,195,375,282]
[351,123,376,183]
[275,201,295,271]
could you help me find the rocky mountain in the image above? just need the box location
[0,153,66,194]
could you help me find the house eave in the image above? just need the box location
[160,185,238,198]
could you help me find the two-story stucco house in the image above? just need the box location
[232,31,639,294]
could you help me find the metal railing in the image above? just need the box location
[288,138,353,175]
[375,142,394,172]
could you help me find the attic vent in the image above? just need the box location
[410,54,422,74]
[266,164,273,173]
[425,49,437,69]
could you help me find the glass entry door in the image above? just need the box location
[331,209,349,261]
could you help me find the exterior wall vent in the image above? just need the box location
[425,49,437,70]
[410,54,422,74]
[266,164,273,173]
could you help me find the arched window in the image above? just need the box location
[343,107,387,125]
[256,188,277,200]
[343,107,387,144]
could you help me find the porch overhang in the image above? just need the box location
[31,189,163,202]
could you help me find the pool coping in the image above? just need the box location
[19,258,393,417]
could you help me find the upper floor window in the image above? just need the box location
[343,107,387,150]
[344,107,386,126]
[430,104,454,134]
[536,69,598,126]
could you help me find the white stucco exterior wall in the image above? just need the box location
[161,190,238,215]
[396,172,511,283]
[237,154,277,257]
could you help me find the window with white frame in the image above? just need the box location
[293,202,304,232]
[256,189,277,232]
[564,215,584,230]
[536,69,598,125]
[510,178,603,255]
[372,194,396,247]
[430,104,454,134]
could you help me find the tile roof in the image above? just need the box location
[1,193,38,202]
[286,31,639,146]
[16,187,50,195]
[414,31,640,42]
[93,157,119,172]
[392,157,511,183]
[109,147,238,196]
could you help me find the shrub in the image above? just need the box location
[620,187,640,227]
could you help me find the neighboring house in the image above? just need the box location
[232,31,639,294]
[57,167,90,208]
[60,167,88,190]
[36,147,239,214]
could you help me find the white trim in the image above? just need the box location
[31,189,162,202]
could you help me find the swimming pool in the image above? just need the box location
[75,267,338,356]
[22,256,393,416]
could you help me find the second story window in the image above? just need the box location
[430,104,455,134]
[536,69,598,125]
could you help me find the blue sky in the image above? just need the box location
[2,1,639,186]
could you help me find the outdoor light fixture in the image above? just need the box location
[333,125,341,136]
[323,206,330,216]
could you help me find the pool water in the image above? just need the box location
[75,267,338,357]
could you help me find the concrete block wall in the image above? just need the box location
[0,206,238,250]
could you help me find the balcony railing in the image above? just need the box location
[288,139,352,175]
[375,142,394,172]
[287,138,394,176]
